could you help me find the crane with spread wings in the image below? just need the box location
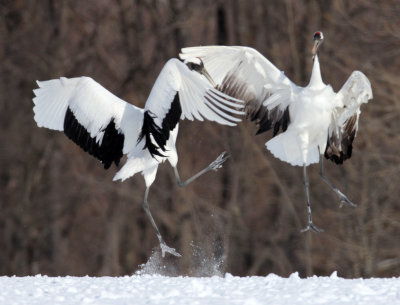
[180,32,372,232]
[33,58,244,256]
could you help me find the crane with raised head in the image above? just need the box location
[180,32,372,232]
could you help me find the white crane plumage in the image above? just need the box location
[180,32,373,232]
[33,58,244,256]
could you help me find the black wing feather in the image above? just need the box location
[138,93,182,158]
[324,114,357,164]
[63,107,124,169]
[217,71,290,136]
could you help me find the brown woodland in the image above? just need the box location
[0,0,399,277]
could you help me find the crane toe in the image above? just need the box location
[160,242,182,258]
[209,151,230,171]
[301,222,324,234]
[337,190,356,208]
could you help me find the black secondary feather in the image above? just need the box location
[138,93,182,158]
[63,107,124,169]
[216,69,290,136]
[324,114,357,164]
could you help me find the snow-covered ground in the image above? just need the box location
[0,272,399,305]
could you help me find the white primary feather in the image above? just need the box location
[33,76,144,148]
[332,71,372,131]
[180,46,297,109]
[145,58,244,127]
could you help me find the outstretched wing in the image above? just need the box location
[141,58,245,157]
[325,71,373,164]
[180,46,298,135]
[33,77,144,169]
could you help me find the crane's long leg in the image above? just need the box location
[301,164,323,233]
[142,187,181,257]
[319,154,356,208]
[173,151,229,187]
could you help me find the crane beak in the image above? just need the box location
[201,67,217,88]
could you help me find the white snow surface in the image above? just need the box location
[0,272,399,305]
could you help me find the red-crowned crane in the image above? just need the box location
[33,58,244,256]
[180,32,373,232]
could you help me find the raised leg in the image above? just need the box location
[319,154,356,208]
[301,164,323,233]
[173,151,229,187]
[142,187,181,257]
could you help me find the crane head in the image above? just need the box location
[312,31,324,59]
[184,57,216,87]
[184,57,204,72]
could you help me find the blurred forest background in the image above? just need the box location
[1,0,399,278]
